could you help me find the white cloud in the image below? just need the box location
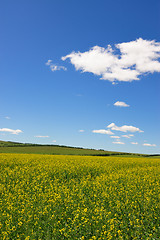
[114,101,130,107]
[116,38,160,73]
[62,45,117,76]
[46,59,52,66]
[122,135,131,138]
[92,129,114,135]
[52,140,56,143]
[0,128,23,135]
[122,134,134,138]
[112,141,125,145]
[143,143,156,147]
[79,130,84,132]
[110,136,120,139]
[45,60,67,72]
[107,123,143,133]
[34,136,50,138]
[5,116,10,120]
[131,142,138,145]
[62,38,160,83]
[50,65,67,72]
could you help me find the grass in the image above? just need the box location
[0,145,135,156]
[0,153,159,239]
[0,141,26,147]
[0,141,147,157]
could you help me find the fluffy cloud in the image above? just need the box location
[92,129,114,135]
[62,38,160,83]
[114,101,130,107]
[107,123,143,133]
[0,128,23,135]
[110,136,120,139]
[143,143,156,147]
[131,142,138,145]
[112,141,125,145]
[46,60,67,71]
[52,140,56,143]
[34,136,49,138]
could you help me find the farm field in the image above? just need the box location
[0,153,159,239]
[0,141,147,157]
[0,145,140,156]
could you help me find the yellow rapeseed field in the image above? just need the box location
[0,153,159,239]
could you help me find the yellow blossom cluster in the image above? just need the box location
[0,153,159,239]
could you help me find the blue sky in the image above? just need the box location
[0,0,160,154]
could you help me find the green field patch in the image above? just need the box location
[0,141,148,157]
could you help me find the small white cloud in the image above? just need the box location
[112,141,125,145]
[45,59,67,72]
[34,136,50,138]
[0,128,23,135]
[50,65,67,72]
[79,130,84,132]
[114,101,130,107]
[92,129,114,135]
[52,140,56,143]
[122,134,134,138]
[122,135,130,138]
[107,123,143,133]
[131,142,138,145]
[45,59,52,66]
[143,143,156,147]
[5,116,10,120]
[62,38,160,83]
[110,136,120,139]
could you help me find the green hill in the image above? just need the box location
[0,140,150,156]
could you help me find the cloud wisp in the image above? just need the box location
[110,136,120,139]
[46,60,67,72]
[92,129,114,135]
[131,142,138,145]
[34,135,50,138]
[0,128,23,135]
[62,38,160,83]
[122,134,134,138]
[143,143,156,147]
[107,123,143,133]
[112,141,125,145]
[114,101,130,107]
